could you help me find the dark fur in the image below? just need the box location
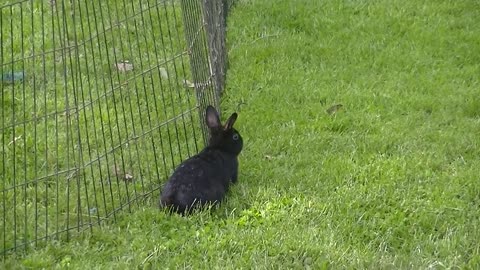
[160,106,243,214]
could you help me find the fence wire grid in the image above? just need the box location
[1,0,233,256]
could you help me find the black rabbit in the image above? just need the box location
[160,105,243,214]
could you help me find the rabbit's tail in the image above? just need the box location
[160,192,188,214]
[160,191,176,208]
[160,195,174,207]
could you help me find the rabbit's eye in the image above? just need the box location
[232,134,239,140]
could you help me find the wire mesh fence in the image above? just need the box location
[1,0,232,256]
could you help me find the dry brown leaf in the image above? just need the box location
[115,61,134,72]
[112,165,134,182]
[124,173,134,182]
[182,79,195,88]
[326,104,344,115]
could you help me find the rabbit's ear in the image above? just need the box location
[206,106,221,128]
[224,113,238,130]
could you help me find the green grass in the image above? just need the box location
[3,0,480,268]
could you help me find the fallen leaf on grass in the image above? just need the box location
[182,79,213,89]
[115,61,134,72]
[182,79,195,88]
[124,173,134,182]
[112,165,134,182]
[159,67,169,79]
[326,104,344,115]
[8,135,22,146]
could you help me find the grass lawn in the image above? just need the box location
[2,0,480,268]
